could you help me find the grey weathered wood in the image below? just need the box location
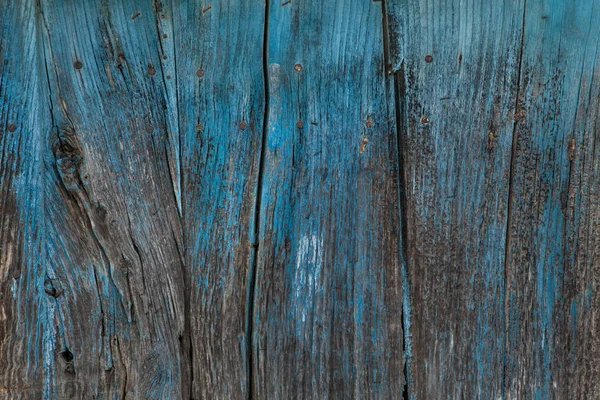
[386,0,525,398]
[251,0,404,398]
[39,0,188,397]
[505,2,600,398]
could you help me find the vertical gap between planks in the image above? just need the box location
[246,0,271,398]
[381,1,413,398]
[502,0,528,397]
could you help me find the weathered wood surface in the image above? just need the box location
[251,0,404,398]
[173,1,265,398]
[505,1,600,398]
[40,0,188,398]
[0,1,50,398]
[386,0,600,399]
[1,0,600,399]
[386,0,525,397]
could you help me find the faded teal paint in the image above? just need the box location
[2,0,600,398]
[252,0,405,397]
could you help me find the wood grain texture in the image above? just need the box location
[505,1,600,398]
[0,1,50,398]
[172,0,265,398]
[386,0,525,398]
[39,0,187,397]
[251,0,404,398]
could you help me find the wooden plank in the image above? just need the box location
[172,1,266,398]
[505,1,600,398]
[38,0,188,397]
[386,0,525,398]
[252,0,404,397]
[0,1,51,398]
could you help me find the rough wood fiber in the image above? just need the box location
[38,0,187,397]
[0,1,50,398]
[251,0,404,398]
[386,0,525,398]
[172,0,265,398]
[505,1,600,398]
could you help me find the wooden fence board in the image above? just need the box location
[251,0,404,398]
[386,0,525,398]
[0,1,50,398]
[39,0,187,397]
[172,0,266,398]
[505,1,600,398]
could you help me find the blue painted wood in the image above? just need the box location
[505,1,600,398]
[173,0,266,398]
[38,0,187,397]
[0,1,51,397]
[251,0,405,397]
[386,0,525,398]
[3,0,600,398]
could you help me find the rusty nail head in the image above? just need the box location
[7,124,16,132]
[360,137,369,154]
[294,64,302,72]
[421,116,430,125]
[163,34,168,39]
[146,125,154,133]
[425,55,434,63]
[148,66,156,76]
[239,121,247,130]
[296,120,304,129]
[196,69,205,78]
[74,60,83,70]
[366,119,374,128]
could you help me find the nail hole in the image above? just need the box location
[61,349,74,363]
